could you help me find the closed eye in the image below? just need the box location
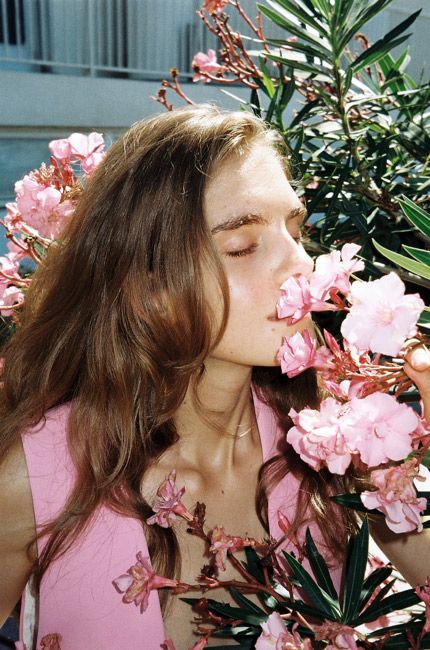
[225,243,259,258]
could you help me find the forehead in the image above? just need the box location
[203,143,296,227]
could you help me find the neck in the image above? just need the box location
[174,359,259,470]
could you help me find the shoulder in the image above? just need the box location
[0,437,37,624]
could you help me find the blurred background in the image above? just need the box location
[0,0,428,258]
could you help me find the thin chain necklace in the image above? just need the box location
[222,420,254,439]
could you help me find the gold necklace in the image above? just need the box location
[223,425,253,439]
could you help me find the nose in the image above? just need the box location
[277,233,314,282]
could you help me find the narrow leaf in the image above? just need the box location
[229,587,267,616]
[357,588,421,624]
[372,239,430,280]
[282,551,341,618]
[398,196,430,240]
[402,245,430,266]
[342,517,369,623]
[305,527,339,600]
[359,566,393,611]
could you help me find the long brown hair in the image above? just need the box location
[0,104,354,612]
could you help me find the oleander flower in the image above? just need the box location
[203,0,229,12]
[209,525,250,571]
[113,551,178,612]
[49,132,105,174]
[277,329,317,377]
[361,460,427,533]
[343,392,418,467]
[0,285,24,315]
[192,49,224,82]
[147,469,194,528]
[310,243,364,300]
[256,613,311,649]
[341,272,424,356]
[288,398,355,474]
[277,274,337,323]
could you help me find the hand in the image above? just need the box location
[403,343,430,421]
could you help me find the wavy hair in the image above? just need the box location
[0,105,355,613]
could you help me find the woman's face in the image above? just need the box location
[204,141,314,368]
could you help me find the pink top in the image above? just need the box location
[20,392,342,649]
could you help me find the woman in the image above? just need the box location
[0,105,429,649]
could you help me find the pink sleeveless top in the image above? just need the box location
[19,392,342,649]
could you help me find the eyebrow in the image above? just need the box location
[210,204,308,235]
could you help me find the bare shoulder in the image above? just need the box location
[0,437,37,625]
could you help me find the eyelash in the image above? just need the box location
[226,232,307,258]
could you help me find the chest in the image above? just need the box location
[143,466,268,648]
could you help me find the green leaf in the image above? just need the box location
[229,587,268,616]
[356,588,421,624]
[267,0,330,37]
[350,34,413,75]
[259,57,276,98]
[257,3,332,53]
[402,245,430,266]
[242,546,265,584]
[341,517,369,623]
[180,597,265,626]
[266,36,332,63]
[372,239,430,280]
[282,551,341,619]
[359,566,393,612]
[398,196,430,241]
[266,52,322,75]
[305,527,339,600]
[422,450,430,470]
[337,0,400,53]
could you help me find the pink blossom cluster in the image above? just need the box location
[146,469,194,528]
[192,49,225,83]
[112,551,178,612]
[1,132,105,315]
[288,392,420,475]
[277,244,424,357]
[361,459,427,533]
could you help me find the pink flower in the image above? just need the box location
[0,252,21,280]
[4,202,23,232]
[147,469,194,528]
[343,392,418,467]
[315,621,357,649]
[15,644,27,650]
[203,0,229,13]
[415,576,430,634]
[49,138,72,160]
[113,551,178,612]
[0,285,24,316]
[277,275,338,324]
[288,398,355,474]
[311,243,364,301]
[341,272,424,356]
[256,613,310,649]
[277,329,317,377]
[361,460,427,533]
[192,49,223,82]
[49,132,105,174]
[209,525,250,571]
[14,173,73,239]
